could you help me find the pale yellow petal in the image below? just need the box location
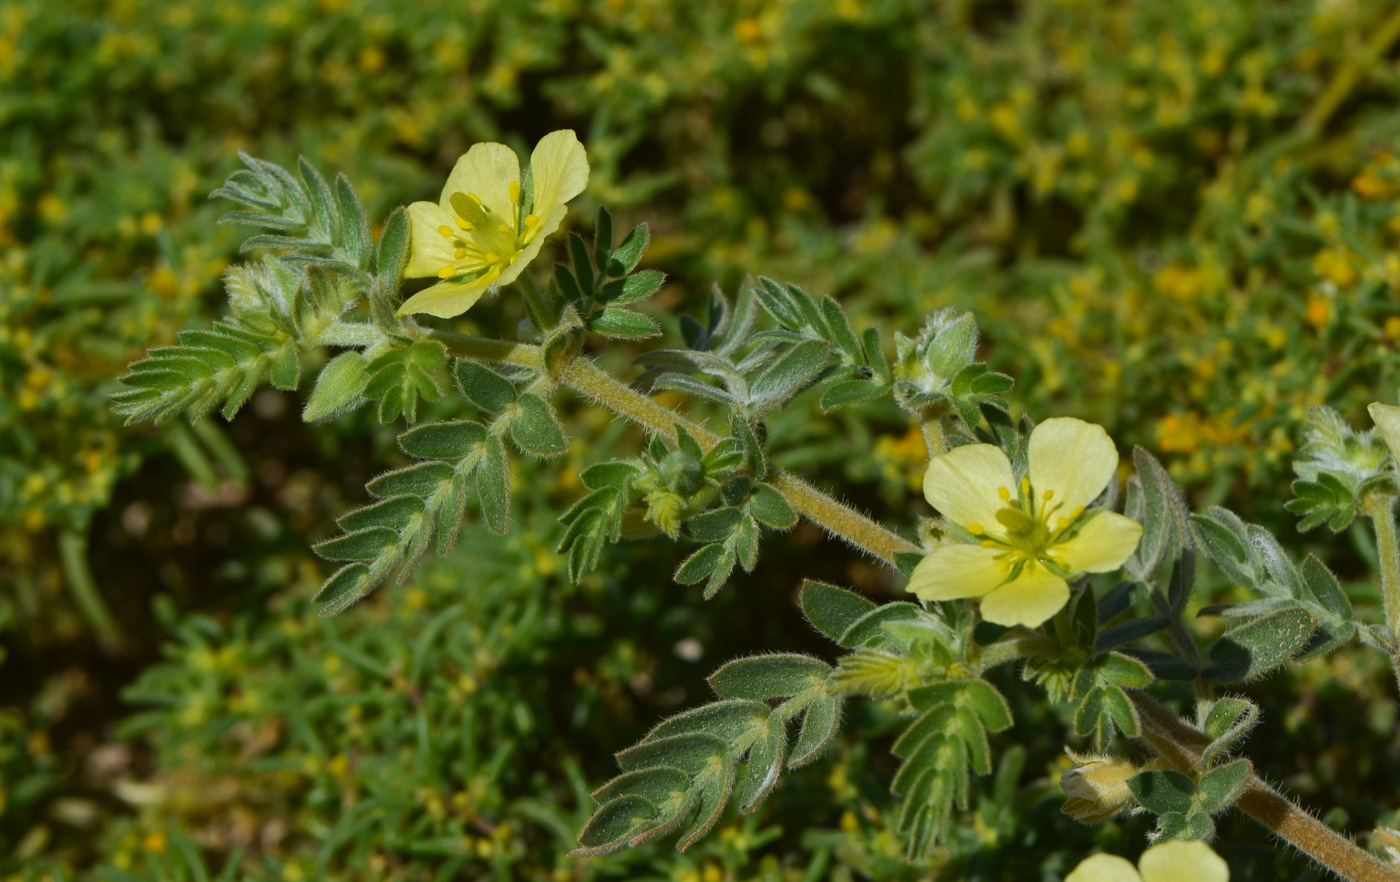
[1027,417,1119,515]
[527,130,589,226]
[906,544,1009,601]
[405,202,460,280]
[396,275,494,319]
[495,213,557,288]
[979,564,1070,628]
[1065,854,1143,882]
[1052,512,1143,574]
[923,443,1015,535]
[442,141,522,220]
[1138,841,1228,882]
[1370,402,1400,464]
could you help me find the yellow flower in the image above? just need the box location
[1370,402,1400,464]
[1061,750,1139,824]
[1066,841,1228,882]
[399,129,590,318]
[907,418,1142,628]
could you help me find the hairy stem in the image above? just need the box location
[1130,691,1399,882]
[1365,495,1400,644]
[436,333,546,371]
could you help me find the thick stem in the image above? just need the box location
[976,630,1059,670]
[920,417,948,460]
[556,355,920,565]
[1130,691,1399,882]
[1365,495,1400,642]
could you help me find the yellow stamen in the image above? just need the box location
[467,193,482,204]
[1044,489,1054,500]
[1057,517,1069,529]
[1020,477,1030,495]
[967,523,984,535]
[509,181,520,203]
[455,248,467,259]
[437,224,454,237]
[981,540,1001,549]
[524,214,539,226]
[998,487,1011,501]
[456,218,473,231]
[1071,506,1085,518]
[497,223,511,233]
[437,265,456,279]
[486,253,501,263]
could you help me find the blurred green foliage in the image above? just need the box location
[6,0,1400,878]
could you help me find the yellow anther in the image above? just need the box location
[967,523,984,535]
[497,223,511,233]
[456,217,473,230]
[981,540,1000,549]
[1071,506,1085,518]
[437,265,456,279]
[454,248,467,259]
[467,193,482,204]
[1044,489,1054,500]
[486,253,501,263]
[998,487,1011,501]
[1057,517,1069,529]
[437,224,454,237]
[509,181,520,202]
[1020,477,1030,495]
[524,214,539,226]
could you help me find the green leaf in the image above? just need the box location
[375,206,410,291]
[675,543,726,585]
[453,360,516,413]
[570,796,656,857]
[335,173,371,270]
[819,380,887,411]
[337,495,425,532]
[819,296,861,362]
[1097,652,1154,688]
[511,393,568,457]
[708,654,830,700]
[593,205,614,270]
[733,718,784,812]
[608,223,651,276]
[676,753,735,850]
[961,680,1013,732]
[1103,685,1139,737]
[1128,769,1196,815]
[839,602,922,648]
[270,343,300,391]
[1127,447,1194,580]
[749,340,830,408]
[646,700,770,746]
[788,696,840,767]
[749,484,797,529]
[313,563,373,616]
[800,580,876,643]
[399,420,487,460]
[592,767,689,807]
[303,351,369,422]
[581,462,641,490]
[1202,697,1259,765]
[617,733,727,775]
[587,308,662,339]
[1198,759,1251,813]
[1300,554,1352,620]
[611,269,667,305]
[366,461,455,499]
[477,436,511,535]
[731,413,767,481]
[313,527,398,562]
[1204,607,1317,683]
[1074,686,1107,739]
[1095,616,1171,651]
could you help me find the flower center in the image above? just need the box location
[969,479,1084,572]
[433,183,542,281]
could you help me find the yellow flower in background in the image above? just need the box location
[907,418,1142,628]
[1065,841,1228,882]
[399,129,589,318]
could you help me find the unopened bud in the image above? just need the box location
[1060,749,1138,824]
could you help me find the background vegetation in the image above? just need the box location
[5,0,1400,878]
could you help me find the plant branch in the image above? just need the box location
[555,354,921,565]
[1299,5,1400,135]
[58,529,123,653]
[1129,691,1400,882]
[436,333,546,371]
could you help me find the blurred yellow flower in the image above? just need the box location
[1066,841,1228,882]
[907,418,1142,628]
[400,129,589,318]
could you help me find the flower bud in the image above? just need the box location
[1060,749,1138,824]
[1370,403,1400,466]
